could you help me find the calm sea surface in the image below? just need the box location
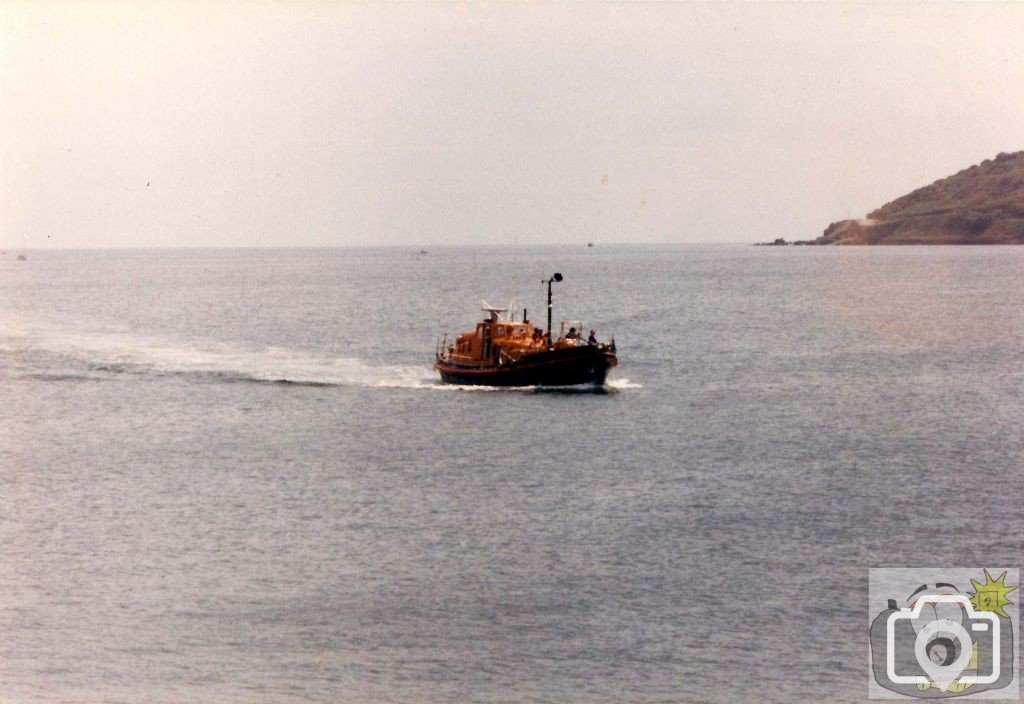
[1,245,1022,703]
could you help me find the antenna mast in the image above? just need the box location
[544,272,562,346]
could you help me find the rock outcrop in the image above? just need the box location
[799,150,1024,244]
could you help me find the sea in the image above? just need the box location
[1,245,1022,703]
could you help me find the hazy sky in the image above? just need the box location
[2,2,1023,248]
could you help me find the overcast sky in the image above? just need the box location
[2,2,1023,248]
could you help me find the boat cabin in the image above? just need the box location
[439,306,592,367]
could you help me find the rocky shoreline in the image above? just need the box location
[793,150,1024,245]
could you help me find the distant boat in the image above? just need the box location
[587,242,594,248]
[17,254,27,261]
[418,249,428,255]
[434,273,618,387]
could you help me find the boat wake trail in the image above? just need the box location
[606,378,642,390]
[3,329,437,389]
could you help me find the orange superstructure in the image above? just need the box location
[443,308,548,367]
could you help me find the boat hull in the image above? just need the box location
[435,345,617,387]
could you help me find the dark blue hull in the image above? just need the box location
[435,345,617,387]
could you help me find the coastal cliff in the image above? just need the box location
[799,150,1024,244]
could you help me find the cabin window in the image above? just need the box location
[496,326,504,336]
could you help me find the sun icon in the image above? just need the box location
[968,569,1018,619]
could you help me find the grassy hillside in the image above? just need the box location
[802,151,1024,244]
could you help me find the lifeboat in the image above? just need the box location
[434,273,618,387]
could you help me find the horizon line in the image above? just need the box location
[0,241,755,252]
